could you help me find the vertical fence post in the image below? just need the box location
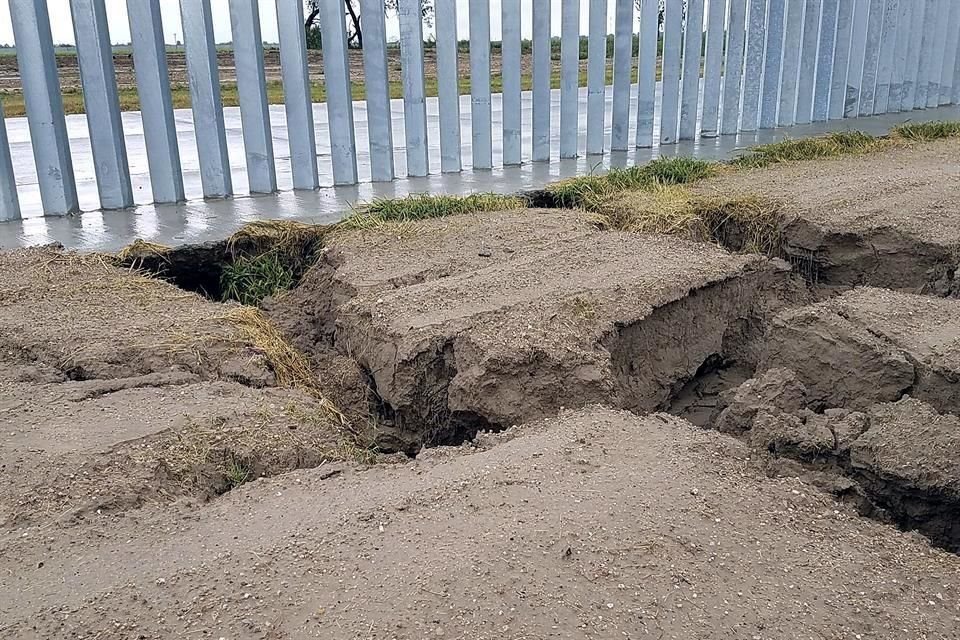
[900,0,923,109]
[741,0,768,131]
[701,0,727,137]
[871,0,898,114]
[845,0,870,116]
[858,0,882,115]
[828,0,854,119]
[680,0,705,140]
[501,0,523,165]
[276,0,320,189]
[127,0,185,203]
[635,0,659,146]
[71,0,134,210]
[10,0,80,216]
[813,0,839,121]
[359,0,395,181]
[560,0,580,158]
[953,33,960,104]
[795,0,822,124]
[942,0,960,104]
[660,0,683,143]
[321,0,359,183]
[469,0,493,169]
[229,0,277,194]
[180,0,232,198]
[926,0,949,108]
[611,0,634,150]
[760,0,787,129]
[779,0,806,125]
[915,0,937,109]
[887,0,910,112]
[0,103,20,222]
[435,0,462,173]
[721,0,749,135]
[532,0,552,161]
[587,0,608,155]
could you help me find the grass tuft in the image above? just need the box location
[220,220,326,305]
[342,192,526,229]
[891,120,960,141]
[221,252,295,306]
[546,157,715,210]
[730,131,880,168]
[592,184,784,256]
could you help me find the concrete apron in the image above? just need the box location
[1,87,958,252]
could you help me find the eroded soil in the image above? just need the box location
[690,138,960,292]
[4,139,960,638]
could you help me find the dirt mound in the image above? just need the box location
[0,247,265,382]
[272,210,803,452]
[4,407,959,639]
[761,287,960,413]
[0,247,369,527]
[689,138,960,292]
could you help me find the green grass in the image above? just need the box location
[341,192,526,229]
[0,60,654,117]
[224,457,254,489]
[891,120,960,141]
[729,131,881,168]
[220,252,295,306]
[546,157,715,210]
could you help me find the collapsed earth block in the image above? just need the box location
[272,209,802,452]
[761,287,960,414]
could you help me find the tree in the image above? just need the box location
[304,0,434,50]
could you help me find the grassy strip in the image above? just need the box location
[729,131,880,168]
[341,192,526,229]
[890,120,960,141]
[0,62,656,117]
[546,157,715,210]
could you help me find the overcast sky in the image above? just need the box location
[0,0,630,46]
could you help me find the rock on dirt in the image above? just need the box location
[714,367,809,434]
[272,210,803,452]
[3,407,960,640]
[761,287,960,412]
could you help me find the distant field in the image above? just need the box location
[0,38,663,117]
[0,48,657,117]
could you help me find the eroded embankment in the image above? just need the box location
[694,288,960,551]
[267,209,805,453]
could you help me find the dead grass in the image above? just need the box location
[115,239,172,265]
[341,193,526,230]
[593,184,784,256]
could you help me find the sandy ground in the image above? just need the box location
[4,141,960,638]
[3,407,960,639]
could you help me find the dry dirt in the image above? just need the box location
[4,407,960,640]
[690,138,960,293]
[6,140,960,638]
[0,247,370,530]
[270,209,804,452]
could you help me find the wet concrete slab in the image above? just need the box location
[1,84,957,252]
